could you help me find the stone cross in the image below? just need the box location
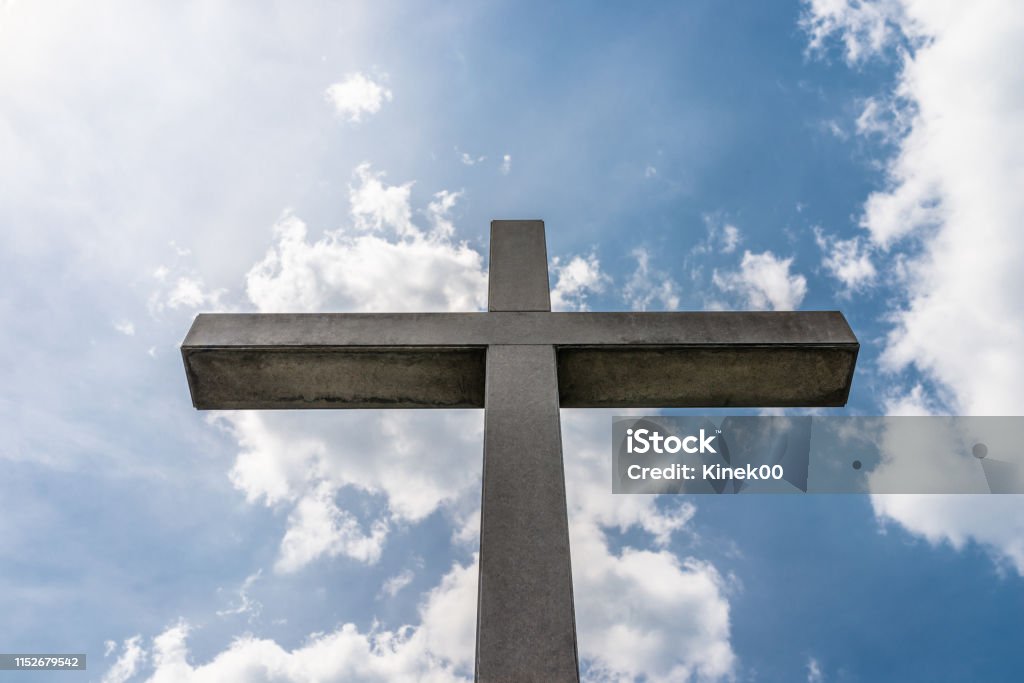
[181,220,858,682]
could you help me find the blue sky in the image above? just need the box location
[2,1,1023,681]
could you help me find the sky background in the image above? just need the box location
[2,1,1023,681]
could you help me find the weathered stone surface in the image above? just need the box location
[488,220,551,312]
[477,345,578,681]
[181,312,858,410]
[184,347,485,409]
[557,345,857,408]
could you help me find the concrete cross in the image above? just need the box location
[181,220,858,682]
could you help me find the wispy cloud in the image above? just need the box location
[380,569,415,598]
[800,0,906,64]
[814,227,876,292]
[624,248,680,311]
[101,636,145,683]
[807,656,824,683]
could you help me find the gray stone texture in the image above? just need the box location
[182,311,858,410]
[477,344,578,681]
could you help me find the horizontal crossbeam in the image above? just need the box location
[181,311,858,409]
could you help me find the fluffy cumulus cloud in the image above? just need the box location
[802,0,1024,573]
[246,166,487,314]
[325,72,393,123]
[562,411,736,681]
[116,409,736,683]
[222,164,490,575]
[107,568,476,683]
[872,495,1024,574]
[275,482,391,573]
[219,399,485,574]
[712,250,808,310]
[549,252,610,311]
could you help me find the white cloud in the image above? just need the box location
[499,154,511,175]
[696,217,742,255]
[168,277,212,308]
[806,0,1024,414]
[111,561,476,683]
[457,151,485,166]
[624,248,680,311]
[148,274,225,314]
[807,656,824,683]
[216,570,263,621]
[426,189,462,239]
[644,165,657,178]
[122,409,736,683]
[275,483,390,573]
[246,168,487,315]
[221,409,484,572]
[102,635,146,683]
[349,163,416,236]
[720,224,741,254]
[712,250,808,310]
[549,253,609,311]
[561,411,735,681]
[871,495,1024,575]
[804,0,1024,575]
[814,227,876,291]
[855,95,910,141]
[882,383,941,417]
[825,119,848,140]
[414,559,477,671]
[868,400,1024,576]
[325,72,392,123]
[113,320,135,336]
[800,0,906,65]
[380,569,415,598]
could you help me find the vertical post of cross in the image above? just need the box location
[475,221,580,682]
